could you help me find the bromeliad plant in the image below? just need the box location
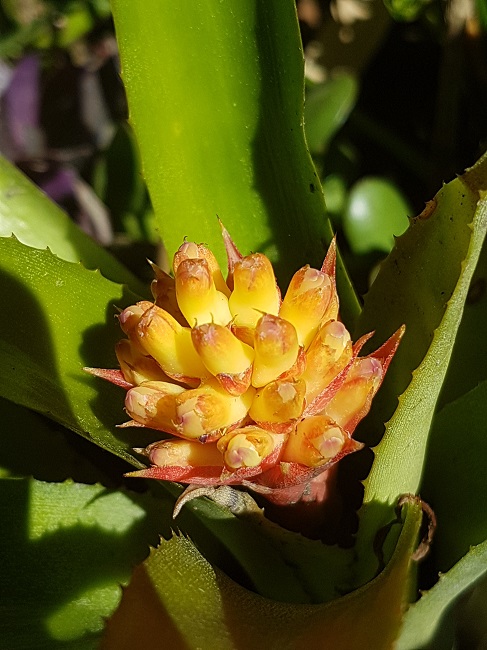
[2,2,487,649]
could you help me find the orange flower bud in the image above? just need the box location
[228,254,280,332]
[323,357,383,431]
[251,314,299,387]
[115,339,167,386]
[135,305,208,384]
[174,382,255,441]
[281,415,346,467]
[279,266,335,348]
[217,426,282,470]
[191,323,254,395]
[249,378,306,433]
[174,241,230,297]
[302,320,353,405]
[175,258,232,327]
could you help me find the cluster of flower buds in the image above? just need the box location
[87,226,403,505]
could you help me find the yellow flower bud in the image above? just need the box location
[281,415,346,467]
[174,241,230,297]
[217,426,282,469]
[142,438,224,468]
[118,301,154,338]
[251,314,299,387]
[249,378,306,433]
[279,266,335,348]
[135,305,208,384]
[115,339,168,386]
[302,320,353,405]
[174,382,255,441]
[175,258,232,327]
[191,323,254,395]
[228,253,280,333]
[323,357,383,431]
[124,380,186,433]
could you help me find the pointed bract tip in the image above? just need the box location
[83,367,133,389]
[370,324,405,371]
[321,236,337,279]
[219,218,243,275]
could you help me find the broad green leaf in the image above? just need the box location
[420,381,487,571]
[304,74,358,155]
[397,539,487,650]
[0,155,146,295]
[343,176,411,254]
[0,237,145,464]
[110,0,360,325]
[0,477,174,649]
[102,499,422,650]
[353,153,487,583]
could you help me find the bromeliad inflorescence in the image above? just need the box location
[87,226,403,505]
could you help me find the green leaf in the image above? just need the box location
[110,0,360,324]
[397,539,487,650]
[0,477,175,649]
[102,499,422,650]
[0,237,145,465]
[343,176,411,254]
[0,155,146,295]
[304,74,358,155]
[420,381,487,571]
[0,397,128,484]
[437,237,487,407]
[353,153,487,583]
[172,491,355,604]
